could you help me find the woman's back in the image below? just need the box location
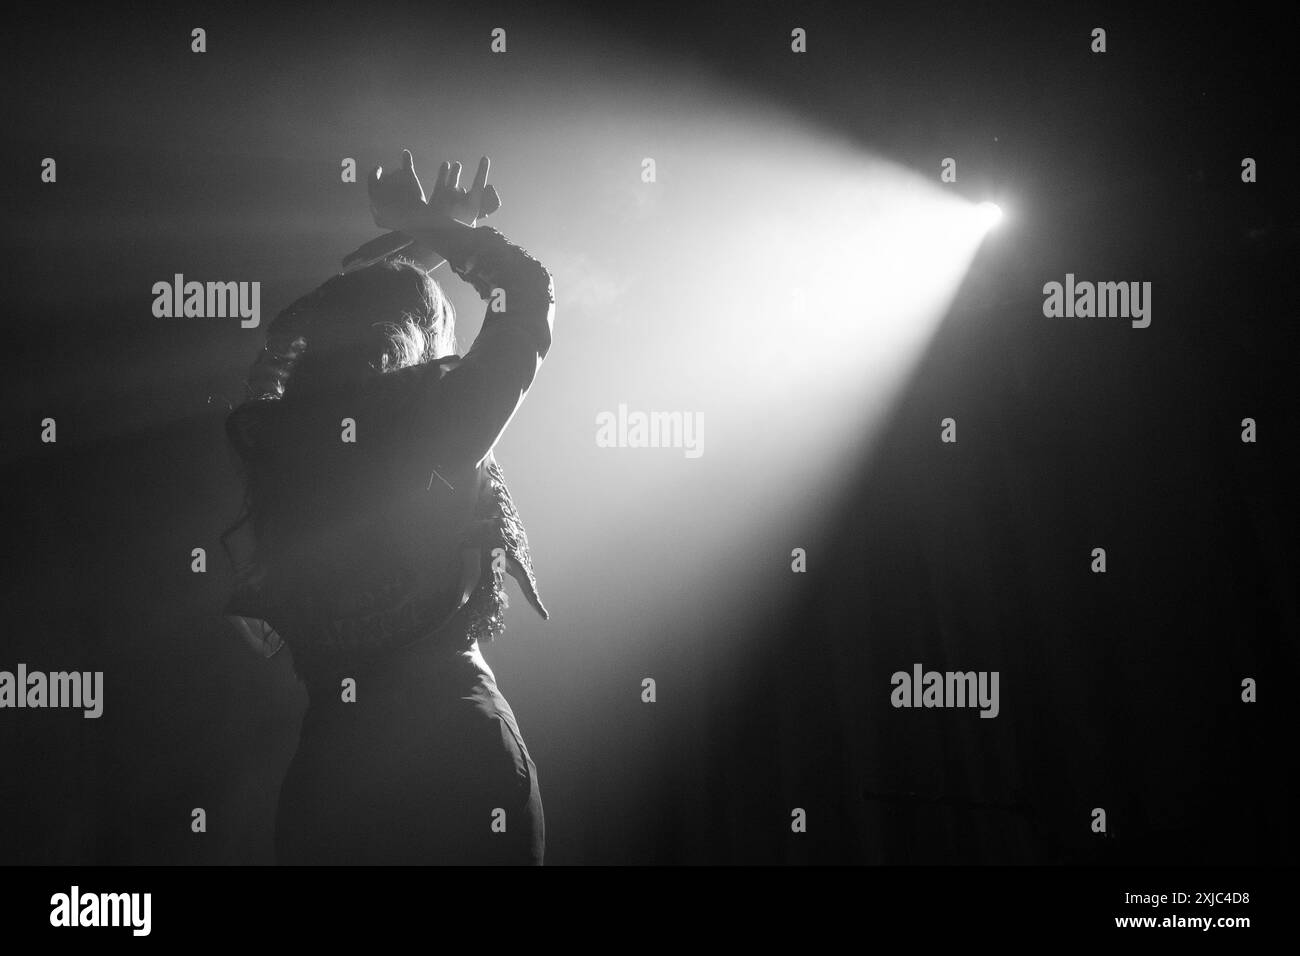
[235,363,483,680]
[257,368,546,866]
[226,149,554,863]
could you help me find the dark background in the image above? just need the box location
[1,1,1294,864]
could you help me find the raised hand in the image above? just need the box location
[367,150,426,232]
[368,150,501,233]
[429,156,501,226]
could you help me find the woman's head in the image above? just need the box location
[245,259,456,401]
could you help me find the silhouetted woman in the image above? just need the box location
[222,149,553,864]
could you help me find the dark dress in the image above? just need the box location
[224,226,555,865]
[274,636,545,866]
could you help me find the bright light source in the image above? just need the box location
[976,201,1003,229]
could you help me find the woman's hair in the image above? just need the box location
[245,258,457,402]
[222,259,456,570]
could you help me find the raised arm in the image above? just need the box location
[369,150,555,468]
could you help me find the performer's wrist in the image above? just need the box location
[403,213,478,262]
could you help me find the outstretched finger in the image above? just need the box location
[401,150,426,202]
[433,161,451,198]
[470,156,490,194]
[448,161,463,190]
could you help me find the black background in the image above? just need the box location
[1,1,1294,866]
